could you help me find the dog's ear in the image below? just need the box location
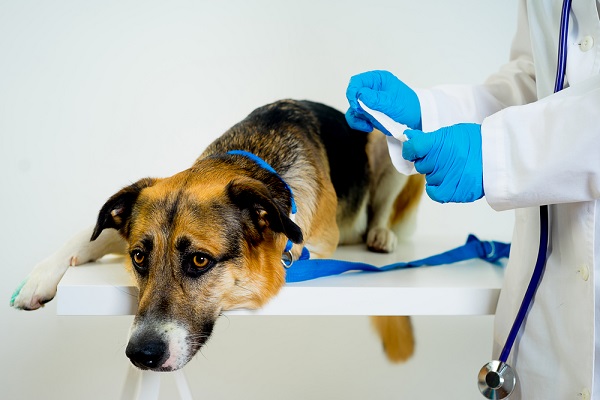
[226,179,303,245]
[91,177,158,241]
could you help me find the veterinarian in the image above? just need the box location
[345,1,600,399]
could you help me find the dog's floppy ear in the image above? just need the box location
[91,177,158,241]
[226,179,303,245]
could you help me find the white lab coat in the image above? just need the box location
[388,0,600,398]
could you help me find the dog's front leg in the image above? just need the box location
[10,227,126,310]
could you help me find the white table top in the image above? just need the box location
[56,236,505,316]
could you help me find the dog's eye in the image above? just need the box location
[184,253,215,277]
[131,250,147,272]
[192,254,210,269]
[133,252,145,265]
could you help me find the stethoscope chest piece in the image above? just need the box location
[478,360,516,399]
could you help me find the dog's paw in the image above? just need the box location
[10,276,56,311]
[10,258,71,311]
[366,227,397,253]
[10,270,58,310]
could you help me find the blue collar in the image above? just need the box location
[226,150,310,264]
[227,150,297,214]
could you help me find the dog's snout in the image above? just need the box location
[126,338,169,370]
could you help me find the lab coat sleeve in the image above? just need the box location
[481,74,600,211]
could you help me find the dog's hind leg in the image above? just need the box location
[10,227,126,310]
[370,316,415,363]
[367,172,411,253]
[366,132,409,253]
[366,132,425,253]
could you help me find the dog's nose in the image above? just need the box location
[126,338,168,370]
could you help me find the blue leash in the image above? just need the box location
[225,150,511,283]
[285,234,510,283]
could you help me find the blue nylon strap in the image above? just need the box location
[227,150,297,214]
[227,149,305,259]
[284,240,311,258]
[285,234,510,283]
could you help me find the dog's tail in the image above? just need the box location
[373,175,424,362]
[370,316,415,363]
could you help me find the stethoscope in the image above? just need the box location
[477,0,572,398]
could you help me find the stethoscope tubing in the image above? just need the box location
[554,0,572,94]
[499,206,549,362]
[498,0,572,367]
[479,1,573,398]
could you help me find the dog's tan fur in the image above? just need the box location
[371,316,415,362]
[392,173,425,227]
[12,100,424,371]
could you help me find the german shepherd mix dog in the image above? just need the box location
[11,100,424,371]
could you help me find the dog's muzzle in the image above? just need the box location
[126,335,169,370]
[126,320,192,371]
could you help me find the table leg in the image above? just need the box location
[120,365,193,400]
[174,369,194,400]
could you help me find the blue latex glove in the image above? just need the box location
[402,123,484,203]
[345,70,422,135]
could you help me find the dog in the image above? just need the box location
[11,99,424,370]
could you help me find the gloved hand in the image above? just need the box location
[345,70,422,135]
[402,123,484,203]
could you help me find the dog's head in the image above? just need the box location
[91,161,302,371]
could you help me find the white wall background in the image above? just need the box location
[0,1,518,399]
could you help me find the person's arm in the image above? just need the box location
[403,72,600,208]
[482,73,600,210]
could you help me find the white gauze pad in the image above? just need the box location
[357,99,417,175]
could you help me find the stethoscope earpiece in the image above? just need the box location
[478,360,516,399]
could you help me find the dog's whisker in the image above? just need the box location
[219,314,232,330]
[234,283,257,296]
[186,336,210,342]
[196,347,209,361]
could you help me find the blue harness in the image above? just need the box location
[226,150,510,283]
